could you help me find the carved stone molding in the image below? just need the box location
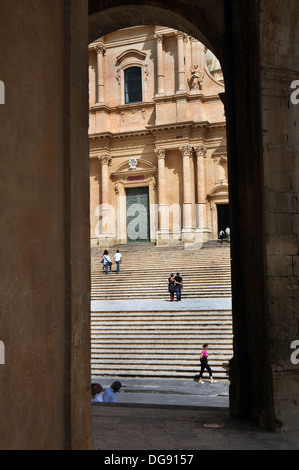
[113,173,157,194]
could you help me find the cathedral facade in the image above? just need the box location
[89,26,228,247]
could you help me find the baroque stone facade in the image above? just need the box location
[89,26,228,247]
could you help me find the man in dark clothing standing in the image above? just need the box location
[175,273,183,301]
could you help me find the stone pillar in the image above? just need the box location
[176,31,186,93]
[180,146,195,243]
[98,154,114,246]
[154,33,165,96]
[194,145,210,242]
[94,43,106,104]
[155,148,169,244]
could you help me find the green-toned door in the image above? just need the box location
[126,187,150,243]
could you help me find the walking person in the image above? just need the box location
[174,273,183,301]
[198,344,217,383]
[114,250,122,274]
[168,274,176,302]
[219,229,225,245]
[225,226,230,243]
[101,250,106,271]
[103,250,112,274]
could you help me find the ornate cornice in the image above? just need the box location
[116,49,147,64]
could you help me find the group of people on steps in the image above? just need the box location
[99,249,217,383]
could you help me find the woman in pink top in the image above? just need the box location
[199,344,217,383]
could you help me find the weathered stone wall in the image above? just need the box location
[0,0,92,449]
[260,0,299,432]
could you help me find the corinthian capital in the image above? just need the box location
[155,148,166,160]
[194,145,208,158]
[98,154,112,166]
[179,146,193,158]
[154,33,164,43]
[94,43,106,55]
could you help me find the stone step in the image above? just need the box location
[90,368,229,379]
[91,350,233,356]
[91,338,233,345]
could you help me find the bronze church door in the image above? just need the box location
[126,187,150,243]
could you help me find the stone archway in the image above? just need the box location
[88,0,273,432]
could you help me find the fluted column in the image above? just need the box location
[180,146,194,241]
[194,145,209,240]
[94,43,106,104]
[155,148,169,242]
[176,31,186,93]
[154,33,165,96]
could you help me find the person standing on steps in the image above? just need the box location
[225,226,230,243]
[174,273,183,301]
[219,229,225,245]
[168,274,176,302]
[114,250,122,274]
[198,344,217,383]
[101,250,106,271]
[103,250,112,274]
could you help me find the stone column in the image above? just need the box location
[155,148,169,244]
[194,145,209,242]
[176,31,186,93]
[98,154,113,246]
[180,146,194,242]
[94,43,106,104]
[154,33,165,96]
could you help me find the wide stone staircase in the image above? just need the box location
[91,241,232,301]
[90,241,233,380]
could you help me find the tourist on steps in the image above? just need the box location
[168,274,176,302]
[174,273,183,301]
[114,250,122,273]
[198,344,217,383]
[103,250,112,274]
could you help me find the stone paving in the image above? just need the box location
[92,378,299,450]
[93,405,299,451]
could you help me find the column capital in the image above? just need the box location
[98,154,112,166]
[94,42,106,55]
[176,30,186,41]
[155,148,167,160]
[194,145,208,158]
[179,146,193,158]
[154,33,164,43]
